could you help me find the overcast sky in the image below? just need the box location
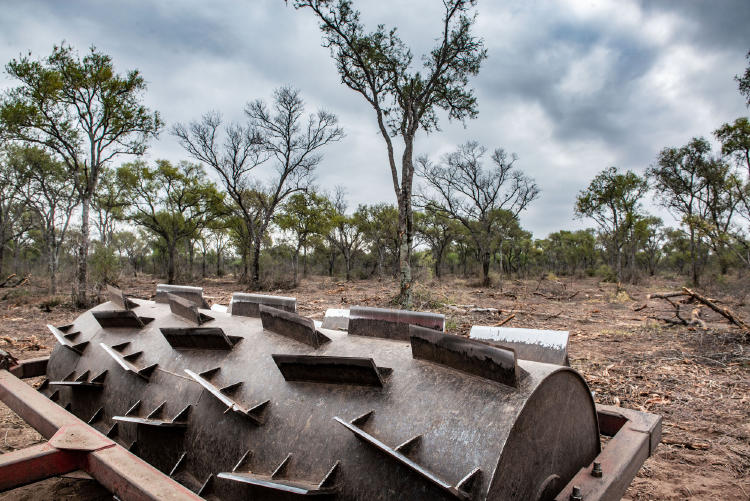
[1,0,749,238]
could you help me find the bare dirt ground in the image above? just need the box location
[1,274,748,500]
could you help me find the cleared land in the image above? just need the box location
[1,275,748,500]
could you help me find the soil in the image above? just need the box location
[1,274,748,500]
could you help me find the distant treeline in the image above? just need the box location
[1,41,749,302]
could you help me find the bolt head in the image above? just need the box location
[570,485,583,501]
[592,461,603,478]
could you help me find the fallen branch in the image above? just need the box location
[647,291,687,300]
[0,274,16,288]
[492,313,515,327]
[543,310,563,321]
[510,309,596,322]
[661,437,710,450]
[683,287,750,333]
[13,274,30,287]
[661,294,689,325]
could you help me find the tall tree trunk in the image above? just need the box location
[187,241,194,281]
[482,250,491,287]
[241,251,248,282]
[434,248,443,279]
[498,241,504,289]
[251,236,262,289]
[202,248,207,278]
[344,252,352,281]
[327,242,336,277]
[303,246,308,277]
[167,243,176,284]
[377,247,384,279]
[48,239,58,295]
[12,238,20,275]
[75,193,91,307]
[397,138,415,306]
[293,245,301,286]
[690,227,699,285]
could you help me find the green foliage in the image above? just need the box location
[0,43,161,194]
[415,206,457,278]
[595,264,617,283]
[118,159,225,283]
[294,0,487,135]
[8,145,78,293]
[575,166,648,282]
[0,42,161,305]
[293,0,488,302]
[90,242,122,287]
[715,116,750,176]
[537,229,598,276]
[736,50,750,107]
[649,137,743,283]
[277,191,336,251]
[358,203,400,276]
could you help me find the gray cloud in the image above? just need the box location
[1,0,748,237]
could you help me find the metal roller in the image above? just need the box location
[28,286,660,500]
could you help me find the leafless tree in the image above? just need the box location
[174,86,343,288]
[417,141,539,285]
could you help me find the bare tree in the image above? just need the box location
[292,0,487,304]
[417,141,539,286]
[174,86,343,288]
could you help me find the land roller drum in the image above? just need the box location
[38,285,619,500]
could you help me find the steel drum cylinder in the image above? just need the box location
[43,297,600,501]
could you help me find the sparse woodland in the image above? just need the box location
[0,4,749,500]
[0,3,748,309]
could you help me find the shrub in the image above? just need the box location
[90,243,122,288]
[595,264,617,283]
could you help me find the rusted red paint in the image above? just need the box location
[8,356,49,379]
[0,370,203,500]
[554,405,662,501]
[0,442,81,490]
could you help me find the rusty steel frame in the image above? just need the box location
[0,368,203,500]
[555,404,662,501]
[8,356,48,379]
